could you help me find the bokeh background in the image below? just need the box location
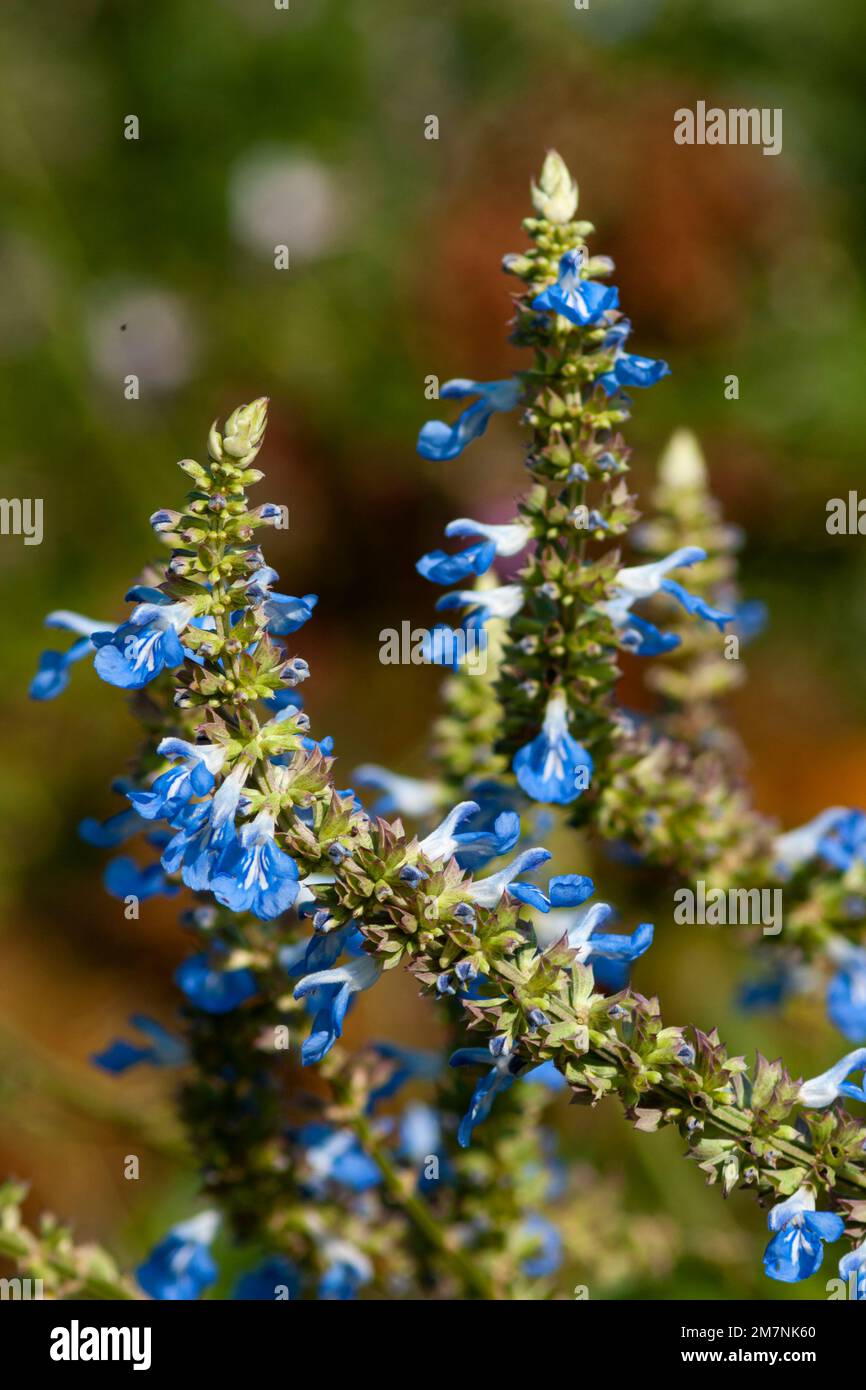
[2,0,866,1299]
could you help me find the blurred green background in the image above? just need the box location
[2,0,866,1299]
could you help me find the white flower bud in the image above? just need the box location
[531,150,578,224]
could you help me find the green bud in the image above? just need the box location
[531,150,579,224]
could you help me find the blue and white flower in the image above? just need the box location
[136,1210,220,1301]
[533,900,654,965]
[318,1240,372,1301]
[513,692,594,805]
[30,611,114,701]
[298,1124,382,1193]
[436,582,524,632]
[293,952,383,1064]
[596,319,670,396]
[763,1187,843,1283]
[129,738,228,823]
[418,799,520,867]
[104,856,179,901]
[161,764,249,891]
[532,249,619,326]
[417,377,522,461]
[209,809,300,920]
[798,1047,866,1107]
[599,546,732,653]
[91,593,195,689]
[175,951,258,1015]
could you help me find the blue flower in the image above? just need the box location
[293,952,383,1064]
[417,377,522,461]
[839,1240,866,1300]
[533,901,654,966]
[827,950,866,1041]
[773,807,851,874]
[233,1257,300,1301]
[513,692,594,805]
[78,808,147,847]
[418,799,520,869]
[521,1214,563,1278]
[465,846,552,907]
[92,1014,188,1074]
[317,1242,372,1301]
[416,538,497,585]
[92,594,195,689]
[129,738,228,823]
[532,249,619,326]
[245,568,318,636]
[798,1047,866,1107]
[596,319,670,396]
[136,1211,220,1301]
[444,517,532,558]
[763,1188,843,1283]
[450,1040,523,1147]
[161,765,248,891]
[353,765,443,818]
[30,611,114,700]
[436,582,524,632]
[104,856,179,901]
[175,951,258,1015]
[298,1124,382,1193]
[209,810,300,920]
[600,546,732,651]
[508,871,596,914]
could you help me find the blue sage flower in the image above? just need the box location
[465,846,552,907]
[419,799,520,867]
[293,953,383,1064]
[533,901,654,966]
[129,738,228,822]
[763,1187,843,1283]
[596,319,670,396]
[450,1040,523,1147]
[532,249,619,326]
[444,517,531,558]
[161,764,248,891]
[513,692,594,805]
[417,377,522,461]
[92,594,195,689]
[416,538,497,586]
[175,951,258,1015]
[136,1211,220,1301]
[600,546,732,654]
[819,809,866,873]
[92,1014,188,1074]
[30,611,114,701]
[508,871,596,914]
[298,1124,382,1193]
[245,568,318,636]
[209,810,300,920]
[104,856,179,901]
[436,582,524,632]
[798,1047,866,1107]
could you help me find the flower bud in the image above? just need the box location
[531,151,578,224]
